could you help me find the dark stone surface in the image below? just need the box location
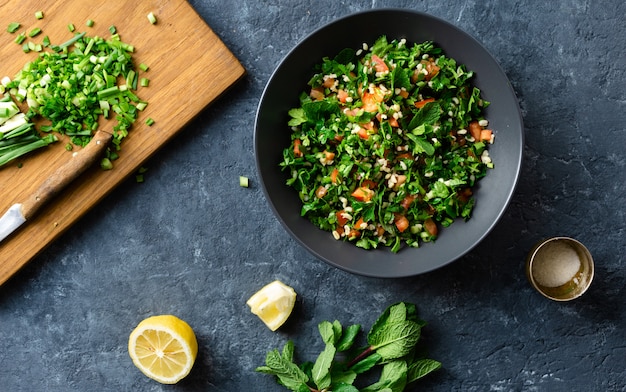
[1,1,625,391]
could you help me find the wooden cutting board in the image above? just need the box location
[0,0,245,285]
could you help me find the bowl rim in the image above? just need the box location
[254,8,525,277]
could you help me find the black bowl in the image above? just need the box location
[254,9,523,277]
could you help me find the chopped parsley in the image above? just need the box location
[281,36,495,252]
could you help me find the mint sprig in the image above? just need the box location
[256,302,441,392]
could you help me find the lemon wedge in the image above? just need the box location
[247,280,296,331]
[128,314,198,384]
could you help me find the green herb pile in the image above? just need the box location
[257,302,441,392]
[2,16,150,168]
[281,36,494,252]
[0,97,56,167]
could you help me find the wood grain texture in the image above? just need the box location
[0,0,245,285]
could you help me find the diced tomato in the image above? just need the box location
[396,152,413,160]
[394,214,410,233]
[293,139,303,157]
[322,77,336,88]
[337,89,349,103]
[481,129,493,143]
[351,186,375,202]
[400,194,415,210]
[357,127,370,140]
[468,121,482,140]
[398,88,409,99]
[422,59,440,80]
[360,179,377,189]
[323,150,335,162]
[362,87,385,112]
[375,225,386,237]
[310,87,325,101]
[423,218,438,236]
[334,134,344,142]
[344,107,360,117]
[336,210,349,226]
[347,229,361,239]
[315,185,327,199]
[414,97,435,109]
[376,112,399,127]
[354,217,367,230]
[370,54,389,73]
[330,168,339,184]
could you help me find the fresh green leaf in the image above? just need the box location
[369,302,408,341]
[318,321,336,345]
[407,101,441,131]
[407,358,442,383]
[349,352,381,374]
[333,384,360,392]
[288,108,307,126]
[256,344,309,392]
[311,343,336,390]
[369,320,422,361]
[336,324,361,351]
[361,360,408,392]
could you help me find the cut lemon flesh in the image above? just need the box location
[246,280,296,331]
[128,315,198,384]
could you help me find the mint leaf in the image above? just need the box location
[368,320,422,360]
[349,352,381,374]
[361,360,408,392]
[282,340,295,362]
[302,99,338,123]
[407,101,440,131]
[256,344,309,392]
[311,343,336,390]
[336,324,361,351]
[318,320,335,344]
[331,369,357,385]
[334,384,360,392]
[407,358,442,382]
[368,302,408,341]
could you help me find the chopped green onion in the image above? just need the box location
[147,12,157,24]
[109,25,117,34]
[67,23,75,32]
[239,176,249,188]
[14,33,26,44]
[28,27,42,37]
[6,29,149,163]
[139,63,149,72]
[35,11,44,19]
[42,35,50,47]
[54,31,86,51]
[65,143,73,151]
[7,22,20,33]
[145,117,154,126]
[86,19,94,28]
[100,157,113,170]
[140,77,149,87]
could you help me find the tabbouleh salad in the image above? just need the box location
[280,36,495,253]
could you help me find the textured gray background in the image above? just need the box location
[1,0,625,391]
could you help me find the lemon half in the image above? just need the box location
[128,315,198,384]
[246,280,296,331]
